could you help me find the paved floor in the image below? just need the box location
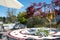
[0,31,10,40]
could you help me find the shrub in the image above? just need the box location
[27,17,46,28]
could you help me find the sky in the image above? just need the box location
[0,0,51,17]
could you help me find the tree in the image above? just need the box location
[17,12,28,24]
[0,17,3,21]
[10,15,17,23]
[3,17,6,23]
[52,0,60,6]
[6,8,17,23]
[51,0,60,15]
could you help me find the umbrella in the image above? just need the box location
[0,0,23,9]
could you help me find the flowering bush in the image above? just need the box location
[35,28,49,36]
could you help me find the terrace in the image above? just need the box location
[0,0,60,40]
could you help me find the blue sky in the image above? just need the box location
[0,0,51,17]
